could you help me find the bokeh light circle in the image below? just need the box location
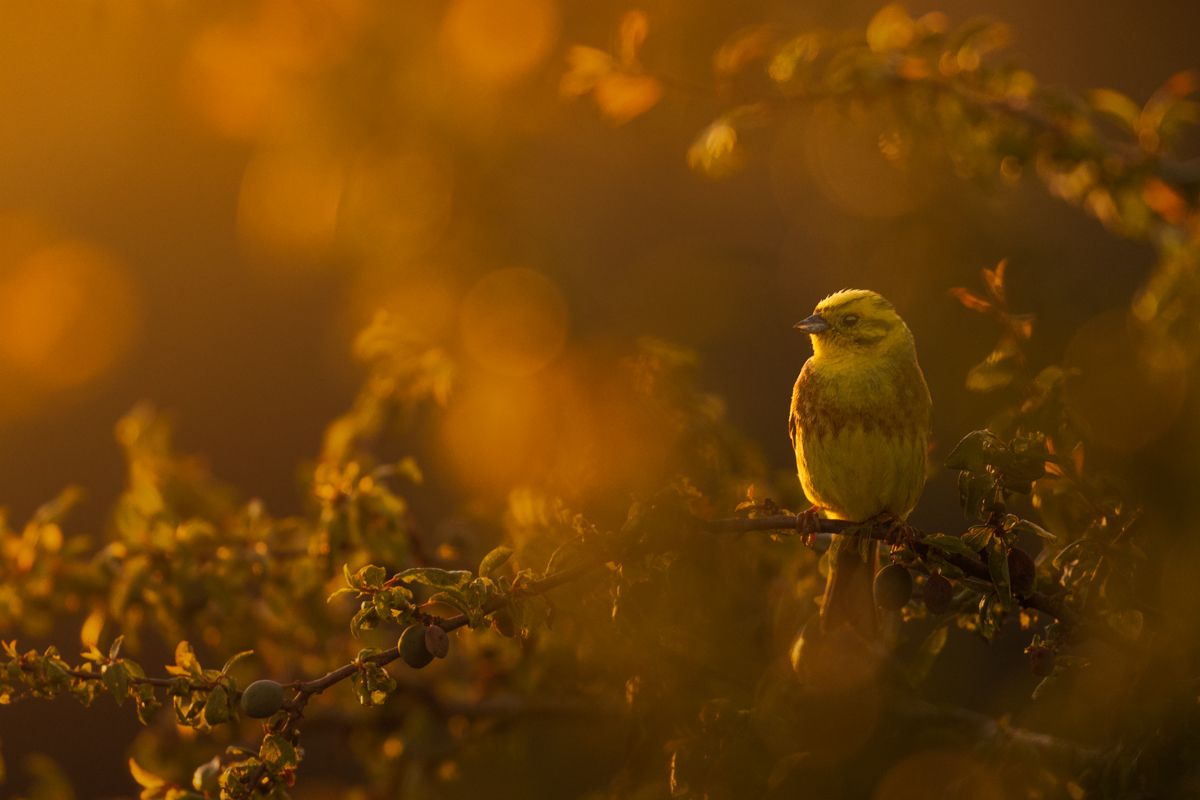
[440,0,560,85]
[439,375,546,494]
[237,144,346,259]
[0,241,140,389]
[772,103,928,219]
[460,267,568,377]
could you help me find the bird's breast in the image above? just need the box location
[790,353,931,521]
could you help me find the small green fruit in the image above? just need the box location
[923,573,953,614]
[239,679,284,719]
[873,563,913,610]
[424,624,450,659]
[490,608,516,638]
[399,624,434,669]
[1007,548,1036,595]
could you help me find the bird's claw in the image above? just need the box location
[795,507,823,545]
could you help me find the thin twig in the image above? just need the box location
[68,668,177,687]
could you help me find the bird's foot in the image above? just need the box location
[794,506,823,545]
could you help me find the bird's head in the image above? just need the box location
[795,289,914,361]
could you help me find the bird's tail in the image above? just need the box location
[820,535,877,638]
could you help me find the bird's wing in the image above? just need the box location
[899,356,934,438]
[788,359,815,452]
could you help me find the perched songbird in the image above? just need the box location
[789,289,932,638]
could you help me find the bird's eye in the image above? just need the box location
[843,314,859,326]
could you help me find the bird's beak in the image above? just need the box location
[794,314,830,334]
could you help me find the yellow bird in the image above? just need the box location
[789,289,932,638]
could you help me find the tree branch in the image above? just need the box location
[290,559,602,701]
[757,64,1199,196]
[700,512,1137,650]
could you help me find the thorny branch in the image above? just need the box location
[280,506,1129,722]
[6,509,1109,788]
[284,560,601,707]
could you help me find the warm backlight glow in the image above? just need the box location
[460,267,568,377]
[338,148,455,263]
[0,241,139,389]
[181,23,293,141]
[237,144,346,259]
[777,103,926,219]
[437,347,675,497]
[440,0,560,85]
[181,0,364,140]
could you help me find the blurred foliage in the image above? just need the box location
[2,3,1200,800]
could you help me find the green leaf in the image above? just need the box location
[922,533,980,559]
[958,471,1000,520]
[108,635,125,662]
[1010,519,1057,541]
[260,735,299,771]
[351,671,371,706]
[479,546,514,577]
[988,539,1013,605]
[350,605,379,637]
[43,658,69,686]
[174,642,202,678]
[326,587,357,603]
[395,568,473,590]
[427,589,473,615]
[966,350,1019,392]
[961,525,993,552]
[103,662,129,705]
[202,685,230,727]
[352,564,388,590]
[134,685,160,725]
[944,430,997,473]
[220,651,254,675]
